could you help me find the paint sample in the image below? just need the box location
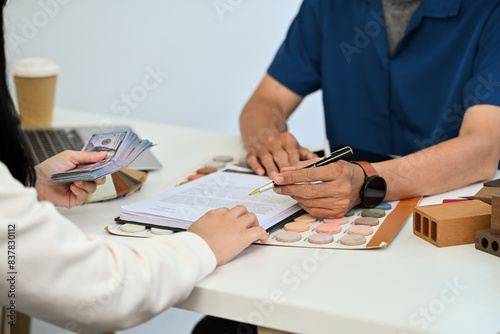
[348,225,373,236]
[205,161,226,169]
[275,231,302,242]
[316,223,342,234]
[213,155,234,163]
[308,233,334,244]
[340,234,366,246]
[375,202,392,210]
[120,223,146,233]
[294,214,317,224]
[324,217,348,225]
[354,217,380,226]
[196,167,218,175]
[187,174,205,181]
[284,222,309,232]
[345,208,356,217]
[150,228,174,235]
[361,208,386,218]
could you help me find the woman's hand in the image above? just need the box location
[35,150,107,208]
[188,205,268,266]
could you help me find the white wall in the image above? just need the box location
[4,0,325,148]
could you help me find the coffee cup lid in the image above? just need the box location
[11,58,60,78]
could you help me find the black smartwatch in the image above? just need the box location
[352,161,387,208]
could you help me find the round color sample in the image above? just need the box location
[187,174,205,181]
[323,217,348,225]
[345,208,356,217]
[348,225,374,236]
[213,155,234,163]
[294,214,317,224]
[275,231,302,243]
[354,217,380,226]
[204,161,226,169]
[196,167,218,175]
[284,222,309,232]
[316,223,342,234]
[308,233,334,244]
[375,202,392,210]
[120,223,146,233]
[340,234,366,246]
[361,208,386,218]
[150,228,174,236]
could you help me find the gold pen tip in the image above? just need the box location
[249,189,261,196]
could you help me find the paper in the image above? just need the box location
[120,169,301,229]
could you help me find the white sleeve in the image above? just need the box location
[0,162,216,333]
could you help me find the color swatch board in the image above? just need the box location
[105,153,420,249]
[259,197,420,249]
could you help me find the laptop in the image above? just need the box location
[21,125,162,171]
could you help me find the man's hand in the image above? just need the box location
[35,151,107,208]
[188,205,268,266]
[246,132,316,178]
[272,160,365,218]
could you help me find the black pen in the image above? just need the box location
[249,146,354,196]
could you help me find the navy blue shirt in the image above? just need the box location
[268,0,500,156]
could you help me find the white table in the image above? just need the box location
[55,109,500,334]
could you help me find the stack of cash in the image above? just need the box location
[51,128,154,183]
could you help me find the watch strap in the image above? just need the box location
[354,161,378,177]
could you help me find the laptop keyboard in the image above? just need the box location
[22,128,85,165]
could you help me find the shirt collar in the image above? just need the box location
[363,0,461,19]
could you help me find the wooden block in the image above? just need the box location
[475,228,500,257]
[413,200,491,247]
[473,186,500,204]
[258,327,294,334]
[491,193,500,234]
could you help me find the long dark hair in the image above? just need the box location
[0,0,36,186]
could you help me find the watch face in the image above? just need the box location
[363,176,387,207]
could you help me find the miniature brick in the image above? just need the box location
[413,200,491,247]
[492,193,500,234]
[475,229,500,258]
[473,186,500,204]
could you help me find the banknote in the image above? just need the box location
[51,128,153,182]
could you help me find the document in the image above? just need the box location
[119,169,301,229]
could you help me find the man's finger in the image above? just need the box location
[274,163,341,185]
[299,147,317,160]
[246,152,265,176]
[256,145,280,178]
[296,204,344,220]
[268,141,291,172]
[282,138,300,167]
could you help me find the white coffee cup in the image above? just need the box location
[11,58,60,127]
